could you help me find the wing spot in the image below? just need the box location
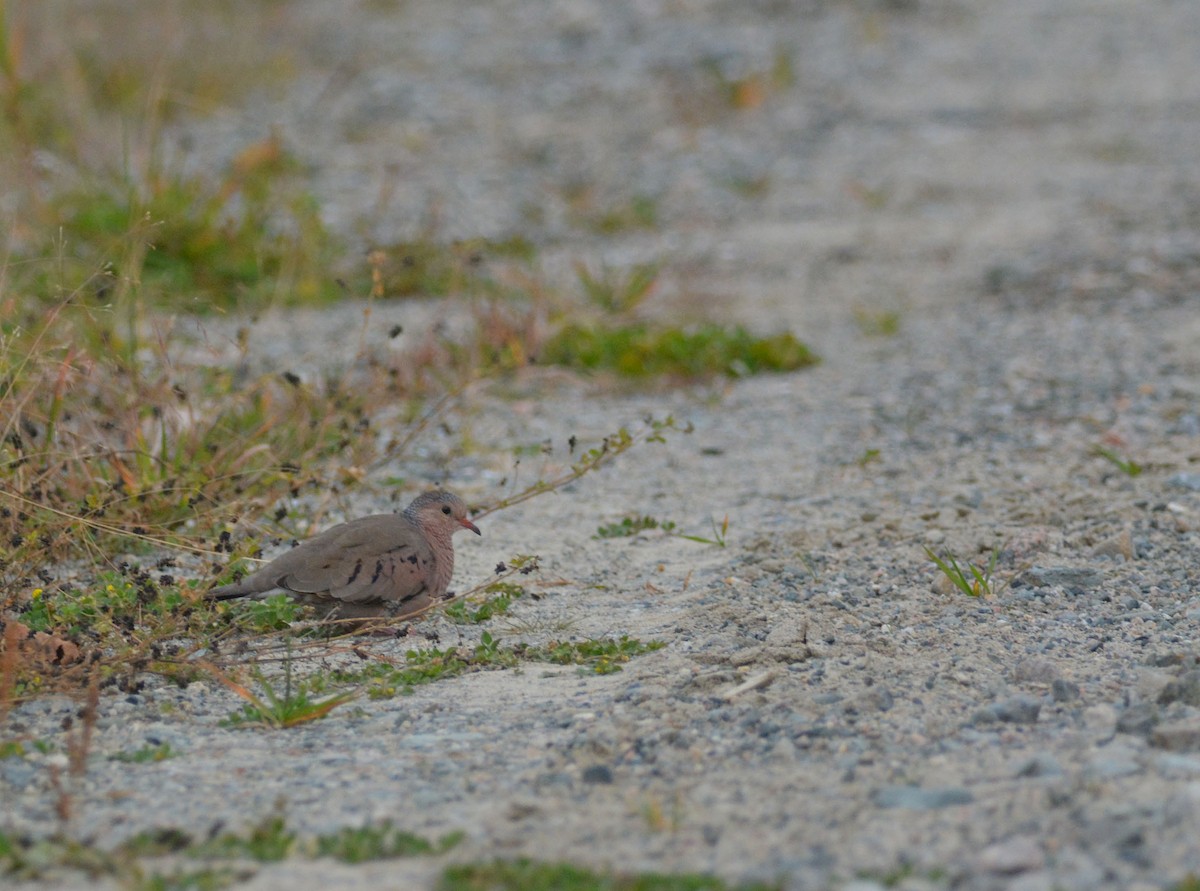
[371,560,385,584]
[406,554,419,565]
[346,559,363,585]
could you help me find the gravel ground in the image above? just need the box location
[5,1,1200,889]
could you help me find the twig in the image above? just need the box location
[721,669,776,701]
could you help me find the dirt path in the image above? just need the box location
[6,2,1200,889]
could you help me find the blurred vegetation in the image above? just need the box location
[540,323,816,379]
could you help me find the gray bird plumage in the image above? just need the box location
[207,490,480,621]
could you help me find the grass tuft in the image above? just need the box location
[539,323,816,379]
[925,546,999,598]
[1091,444,1142,477]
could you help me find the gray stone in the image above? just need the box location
[1015,566,1104,589]
[871,785,973,809]
[0,757,38,791]
[1011,658,1059,685]
[1085,755,1141,779]
[1154,753,1200,777]
[977,835,1045,874]
[975,695,1042,725]
[1116,702,1160,737]
[581,764,614,784]
[1051,679,1081,702]
[1167,472,1200,491]
[1151,716,1200,751]
[1015,753,1064,778]
[1157,670,1200,707]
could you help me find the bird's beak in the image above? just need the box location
[461,518,481,536]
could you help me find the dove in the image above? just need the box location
[207,490,480,621]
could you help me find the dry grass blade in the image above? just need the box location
[68,667,101,777]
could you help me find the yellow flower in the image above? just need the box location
[31,588,43,600]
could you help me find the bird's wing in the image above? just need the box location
[270,514,436,606]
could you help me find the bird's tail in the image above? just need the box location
[205,582,252,600]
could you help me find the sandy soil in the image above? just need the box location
[5,1,1200,889]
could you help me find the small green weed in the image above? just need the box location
[573,261,659,315]
[676,515,729,548]
[438,859,782,891]
[596,514,728,548]
[852,307,901,337]
[925,547,999,598]
[575,194,659,234]
[1092,445,1142,477]
[857,862,914,888]
[137,867,242,891]
[534,636,666,675]
[539,323,816,379]
[329,634,664,699]
[856,448,881,467]
[218,662,356,729]
[0,816,460,885]
[1167,876,1200,891]
[109,742,178,764]
[229,594,307,632]
[0,832,119,881]
[189,815,295,863]
[315,823,463,863]
[0,740,25,759]
[443,583,526,624]
[595,516,676,538]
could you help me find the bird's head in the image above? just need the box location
[406,490,481,537]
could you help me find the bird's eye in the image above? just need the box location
[442,506,452,515]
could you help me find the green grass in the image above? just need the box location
[188,815,296,863]
[219,662,357,730]
[438,860,782,891]
[596,514,728,547]
[572,194,660,235]
[596,516,676,538]
[535,637,666,675]
[1092,444,1142,477]
[46,150,341,311]
[0,815,461,884]
[230,594,309,633]
[2,824,787,890]
[365,235,535,298]
[852,307,901,337]
[314,824,463,863]
[312,633,665,700]
[443,583,526,624]
[574,260,659,314]
[539,323,816,379]
[925,546,999,598]
[109,742,178,764]
[17,572,190,639]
